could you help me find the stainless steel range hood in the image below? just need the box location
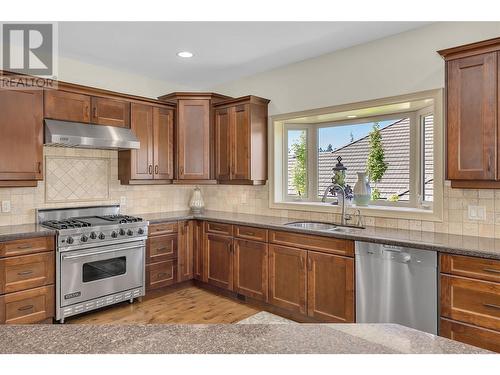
[44,119,140,150]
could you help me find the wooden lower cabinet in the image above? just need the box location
[268,245,307,314]
[146,260,176,290]
[178,221,194,282]
[193,221,204,281]
[146,233,177,264]
[233,239,268,301]
[440,318,500,353]
[0,285,54,324]
[307,251,354,322]
[205,234,233,290]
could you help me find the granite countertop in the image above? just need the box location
[0,323,489,354]
[0,223,55,242]
[141,210,500,260]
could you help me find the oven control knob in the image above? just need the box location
[90,232,97,240]
[127,229,134,236]
[137,228,144,235]
[98,233,105,240]
[80,235,89,243]
[119,228,126,236]
[66,236,74,245]
[111,231,118,238]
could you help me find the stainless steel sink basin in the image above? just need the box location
[284,221,365,232]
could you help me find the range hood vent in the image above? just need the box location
[44,119,140,150]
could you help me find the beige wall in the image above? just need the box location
[2,22,500,238]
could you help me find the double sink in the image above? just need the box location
[284,221,364,233]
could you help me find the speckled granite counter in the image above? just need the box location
[0,324,489,354]
[141,210,500,260]
[0,223,55,242]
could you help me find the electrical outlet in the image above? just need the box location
[1,200,11,213]
[468,205,486,221]
[120,196,127,206]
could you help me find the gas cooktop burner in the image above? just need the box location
[41,215,143,229]
[98,214,144,223]
[41,219,92,230]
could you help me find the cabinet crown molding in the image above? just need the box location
[438,37,500,60]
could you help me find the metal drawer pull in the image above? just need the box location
[18,305,34,311]
[483,303,500,310]
[17,270,33,276]
[243,231,255,236]
[157,272,169,278]
[483,268,500,274]
[17,244,33,249]
[62,245,142,260]
[155,247,169,252]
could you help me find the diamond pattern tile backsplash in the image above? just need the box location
[45,156,110,202]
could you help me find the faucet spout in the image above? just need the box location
[321,184,347,225]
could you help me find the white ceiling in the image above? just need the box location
[58,22,431,90]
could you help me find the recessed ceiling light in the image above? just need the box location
[347,115,357,118]
[177,51,194,58]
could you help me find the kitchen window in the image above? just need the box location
[272,90,443,220]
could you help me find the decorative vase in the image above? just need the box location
[189,186,205,214]
[353,172,371,206]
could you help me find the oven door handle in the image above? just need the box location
[61,245,143,260]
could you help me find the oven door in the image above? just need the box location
[60,240,144,306]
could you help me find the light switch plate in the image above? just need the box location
[1,200,11,213]
[468,205,486,221]
[120,196,127,206]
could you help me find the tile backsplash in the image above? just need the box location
[0,146,500,238]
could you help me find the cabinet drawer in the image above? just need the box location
[147,234,177,264]
[234,225,268,242]
[205,221,233,236]
[441,254,500,283]
[440,318,500,353]
[441,274,500,331]
[0,252,55,294]
[146,260,176,290]
[148,222,178,237]
[269,230,354,257]
[0,285,54,324]
[0,236,55,257]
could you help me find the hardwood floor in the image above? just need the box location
[67,286,261,324]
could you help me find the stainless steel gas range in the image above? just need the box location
[37,205,148,323]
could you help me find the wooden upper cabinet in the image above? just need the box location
[0,89,43,183]
[438,38,500,188]
[177,99,211,180]
[205,233,233,291]
[129,103,154,180]
[153,107,174,180]
[44,90,91,123]
[91,96,130,128]
[233,239,268,301]
[214,96,269,185]
[215,108,231,181]
[268,244,307,314]
[307,251,354,322]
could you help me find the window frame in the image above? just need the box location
[269,89,444,222]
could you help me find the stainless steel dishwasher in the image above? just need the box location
[355,241,438,334]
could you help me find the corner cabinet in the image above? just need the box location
[214,96,270,185]
[0,89,43,187]
[118,103,174,184]
[438,38,500,188]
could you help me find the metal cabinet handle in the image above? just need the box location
[300,257,305,269]
[483,268,500,274]
[18,305,34,311]
[157,272,169,278]
[37,162,42,174]
[179,166,184,176]
[93,106,98,119]
[483,303,500,310]
[155,247,168,252]
[17,244,33,250]
[149,165,153,175]
[62,245,142,260]
[17,270,33,276]
[155,165,159,174]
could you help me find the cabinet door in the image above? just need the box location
[231,104,251,180]
[447,52,497,180]
[44,90,90,123]
[0,285,54,324]
[307,251,354,322]
[234,239,268,301]
[146,260,177,291]
[268,244,307,314]
[0,89,43,181]
[177,99,210,179]
[130,103,154,180]
[153,107,174,180]
[91,97,131,128]
[205,233,233,290]
[178,221,194,282]
[193,221,205,281]
[215,108,231,181]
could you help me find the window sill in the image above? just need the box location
[270,200,442,222]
